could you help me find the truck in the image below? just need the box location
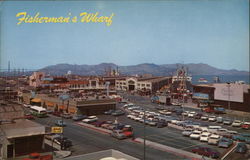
[203,106,225,114]
[151,95,171,105]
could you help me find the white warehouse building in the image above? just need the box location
[115,76,171,94]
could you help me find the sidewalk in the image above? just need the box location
[132,138,209,160]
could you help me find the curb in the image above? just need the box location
[75,122,111,135]
[131,138,206,160]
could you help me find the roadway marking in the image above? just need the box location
[131,138,204,160]
[180,143,205,150]
[145,134,199,149]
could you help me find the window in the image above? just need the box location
[146,84,150,87]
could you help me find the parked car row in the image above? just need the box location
[180,110,250,129]
[126,110,168,128]
[81,118,134,140]
[104,109,125,116]
[191,147,220,158]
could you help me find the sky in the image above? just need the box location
[0,0,249,71]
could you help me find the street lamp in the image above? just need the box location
[227,82,231,111]
[59,94,70,150]
[143,108,146,160]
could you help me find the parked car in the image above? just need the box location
[208,116,216,122]
[208,134,220,145]
[147,120,157,126]
[113,123,125,130]
[111,110,125,116]
[182,111,189,116]
[200,132,211,142]
[157,121,168,128]
[122,125,133,132]
[101,123,112,129]
[194,113,203,119]
[46,110,54,114]
[191,147,220,158]
[182,128,193,137]
[241,122,250,129]
[45,133,60,141]
[190,130,202,140]
[53,137,72,149]
[72,114,87,121]
[110,130,127,140]
[175,110,183,116]
[235,143,247,154]
[223,119,232,125]
[233,133,250,144]
[188,112,196,118]
[232,135,245,142]
[198,126,208,132]
[55,120,66,127]
[214,107,226,114]
[82,116,98,123]
[92,121,107,127]
[22,153,52,160]
[24,114,35,120]
[61,113,72,119]
[216,117,223,123]
[201,115,209,121]
[52,111,62,117]
[218,137,233,148]
[232,120,242,127]
[216,128,228,136]
[104,109,115,115]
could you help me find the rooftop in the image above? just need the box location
[0,119,45,139]
[64,149,139,160]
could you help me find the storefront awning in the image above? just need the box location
[31,98,41,103]
[46,102,54,106]
[59,105,66,110]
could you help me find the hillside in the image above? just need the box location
[39,63,249,76]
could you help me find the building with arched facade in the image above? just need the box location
[115,76,171,94]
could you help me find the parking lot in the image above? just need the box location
[23,92,250,160]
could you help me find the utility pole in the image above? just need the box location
[143,108,146,160]
[227,82,231,111]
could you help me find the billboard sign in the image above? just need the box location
[193,93,209,100]
[214,83,244,103]
[51,127,63,133]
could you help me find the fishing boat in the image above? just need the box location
[198,78,208,83]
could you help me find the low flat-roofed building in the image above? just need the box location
[64,149,139,160]
[0,102,24,120]
[22,93,116,115]
[0,119,45,159]
[193,83,250,112]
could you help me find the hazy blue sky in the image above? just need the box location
[0,0,249,71]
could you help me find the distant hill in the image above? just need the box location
[39,63,249,76]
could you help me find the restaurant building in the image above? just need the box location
[22,93,116,115]
[115,76,171,94]
[0,103,45,159]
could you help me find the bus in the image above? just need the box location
[30,106,47,118]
